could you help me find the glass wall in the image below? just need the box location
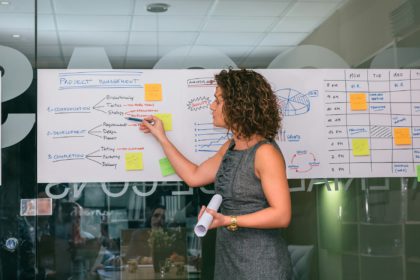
[1,0,420,279]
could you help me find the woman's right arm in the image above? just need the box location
[140,115,229,187]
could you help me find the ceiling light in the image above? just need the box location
[0,1,10,5]
[12,34,20,38]
[147,3,169,13]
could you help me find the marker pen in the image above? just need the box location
[125,117,154,124]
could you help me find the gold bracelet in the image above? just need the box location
[226,216,238,231]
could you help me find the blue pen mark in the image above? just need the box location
[58,71,143,90]
[413,128,420,137]
[348,128,367,135]
[275,88,317,116]
[194,122,231,152]
[369,92,385,102]
[47,106,91,114]
[47,129,87,138]
[370,105,386,111]
[393,163,409,174]
[49,153,85,162]
[392,116,407,125]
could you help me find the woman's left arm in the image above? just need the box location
[201,144,291,229]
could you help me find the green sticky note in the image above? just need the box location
[125,152,143,171]
[417,165,420,182]
[352,139,370,156]
[159,157,175,177]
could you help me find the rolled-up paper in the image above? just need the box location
[194,194,223,237]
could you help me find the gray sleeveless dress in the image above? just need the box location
[214,139,292,280]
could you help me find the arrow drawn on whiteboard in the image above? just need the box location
[84,149,119,168]
[93,95,134,114]
[288,150,320,173]
[85,149,102,165]
[93,97,107,113]
[88,124,103,138]
[193,122,231,152]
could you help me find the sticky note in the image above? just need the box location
[417,165,420,182]
[145,84,162,101]
[125,152,143,170]
[350,93,367,111]
[155,113,172,131]
[394,127,411,145]
[352,138,370,156]
[159,157,175,177]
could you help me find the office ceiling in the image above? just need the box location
[0,0,347,69]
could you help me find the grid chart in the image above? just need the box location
[324,69,420,177]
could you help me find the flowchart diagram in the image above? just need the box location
[38,70,184,182]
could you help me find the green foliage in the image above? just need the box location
[147,229,176,250]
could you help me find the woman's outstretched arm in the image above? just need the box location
[140,115,229,187]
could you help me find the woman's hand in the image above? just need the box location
[198,206,229,230]
[139,115,167,143]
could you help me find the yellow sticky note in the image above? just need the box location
[159,157,175,177]
[394,127,411,145]
[350,93,367,111]
[155,113,172,131]
[125,152,143,170]
[352,139,370,156]
[145,84,162,101]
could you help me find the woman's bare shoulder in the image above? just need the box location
[255,142,285,166]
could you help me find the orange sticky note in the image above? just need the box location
[145,84,162,101]
[394,127,411,145]
[350,93,367,111]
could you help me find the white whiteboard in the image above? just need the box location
[37,69,420,183]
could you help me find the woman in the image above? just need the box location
[145,205,166,229]
[125,205,167,263]
[140,69,292,279]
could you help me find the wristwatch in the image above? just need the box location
[226,216,238,231]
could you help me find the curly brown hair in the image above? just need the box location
[215,69,282,141]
